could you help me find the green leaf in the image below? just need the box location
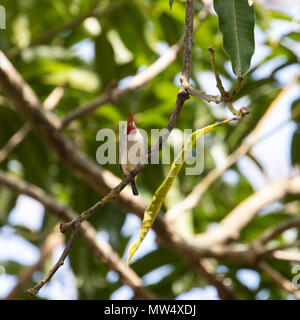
[284,32,300,42]
[214,0,255,76]
[127,118,236,265]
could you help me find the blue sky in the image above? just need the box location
[0,1,299,300]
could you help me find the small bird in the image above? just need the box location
[119,111,146,196]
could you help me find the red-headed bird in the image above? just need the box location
[119,112,146,196]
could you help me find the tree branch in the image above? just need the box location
[181,0,194,84]
[208,46,227,97]
[0,123,31,163]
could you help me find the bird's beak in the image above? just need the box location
[127,111,134,127]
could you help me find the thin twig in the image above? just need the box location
[231,77,244,98]
[181,0,194,84]
[60,87,113,128]
[208,46,227,97]
[0,123,31,163]
[27,226,79,296]
[208,46,242,116]
[187,85,222,103]
[165,75,299,222]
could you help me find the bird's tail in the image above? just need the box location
[131,180,139,196]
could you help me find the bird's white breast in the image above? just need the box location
[120,129,146,176]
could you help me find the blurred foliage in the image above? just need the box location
[0,0,299,300]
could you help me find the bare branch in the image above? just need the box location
[181,0,194,84]
[208,46,227,97]
[60,88,114,129]
[260,241,300,259]
[27,225,79,296]
[187,85,222,103]
[208,46,241,116]
[0,123,31,163]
